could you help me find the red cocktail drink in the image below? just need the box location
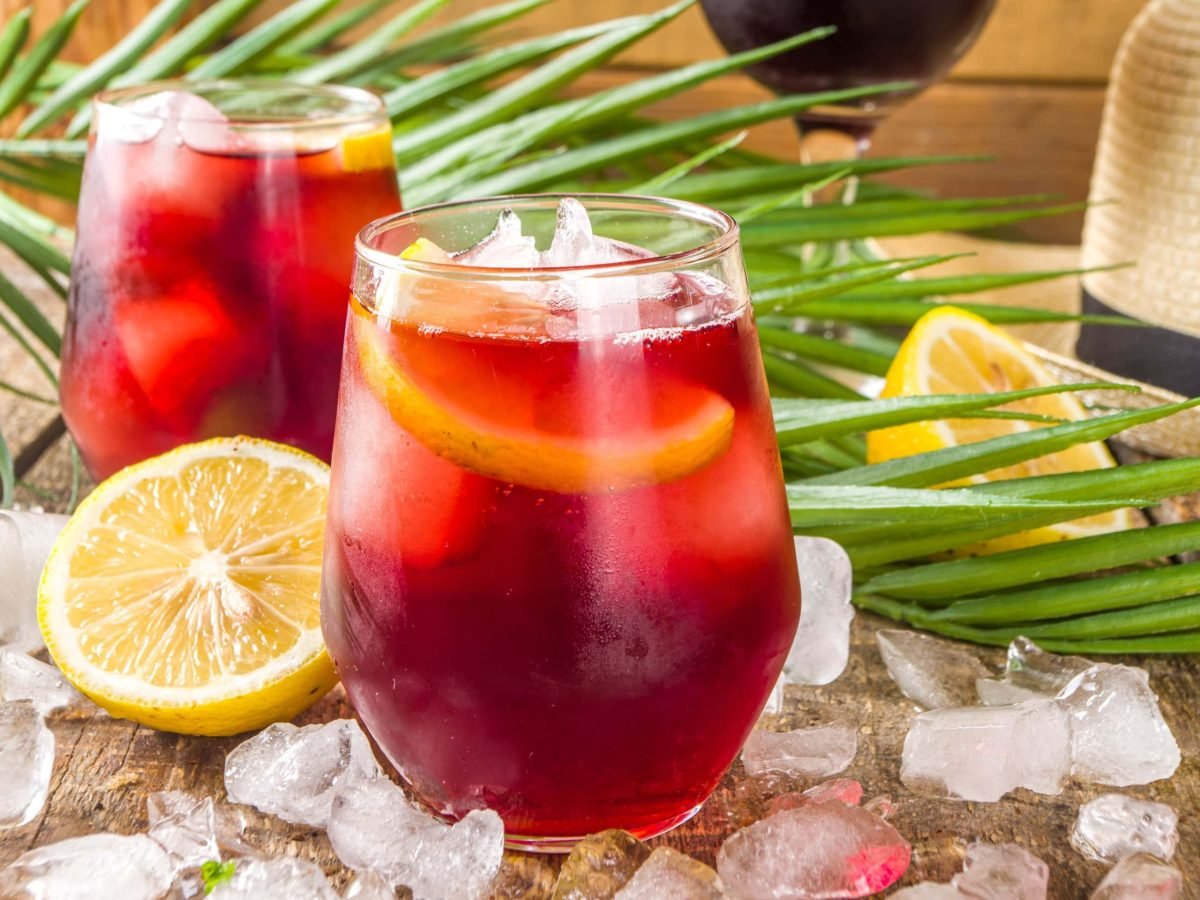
[321,196,801,847]
[61,81,400,478]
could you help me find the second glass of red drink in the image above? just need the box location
[321,195,801,849]
[61,80,401,479]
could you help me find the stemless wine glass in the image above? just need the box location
[321,194,802,849]
[60,80,402,479]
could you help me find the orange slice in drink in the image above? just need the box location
[339,124,394,173]
[867,306,1137,552]
[351,300,735,494]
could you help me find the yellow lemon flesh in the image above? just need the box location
[867,305,1137,553]
[339,124,394,173]
[38,437,336,736]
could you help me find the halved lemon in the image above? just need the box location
[339,124,394,173]
[38,437,336,736]
[352,301,736,494]
[866,306,1138,552]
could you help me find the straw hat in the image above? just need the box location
[1071,0,1200,456]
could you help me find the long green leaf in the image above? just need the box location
[0,9,31,85]
[0,0,89,121]
[763,352,864,401]
[806,398,1200,489]
[0,306,56,387]
[0,139,86,157]
[771,382,1125,446]
[0,214,71,275]
[18,0,193,136]
[752,255,961,314]
[1019,595,1200,640]
[444,82,911,200]
[862,520,1200,603]
[392,0,695,167]
[187,0,340,79]
[383,18,616,120]
[629,130,747,193]
[758,326,893,376]
[279,0,395,54]
[0,380,56,405]
[928,562,1200,625]
[0,429,11,509]
[363,0,555,75]
[0,270,60,356]
[840,264,1131,302]
[294,0,450,84]
[783,296,1132,328]
[787,484,1130,528]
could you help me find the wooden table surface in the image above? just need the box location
[0,243,1197,899]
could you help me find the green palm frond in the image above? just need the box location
[0,0,1188,650]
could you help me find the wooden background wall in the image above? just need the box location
[1,0,1148,242]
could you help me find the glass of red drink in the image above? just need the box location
[322,195,801,849]
[61,80,401,479]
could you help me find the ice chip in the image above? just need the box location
[1090,853,1183,900]
[214,857,339,900]
[783,537,854,686]
[975,678,1046,706]
[0,647,86,715]
[327,777,503,899]
[0,699,54,827]
[1007,636,1093,695]
[900,700,1071,802]
[344,869,396,900]
[952,842,1048,900]
[146,791,219,873]
[553,829,649,900]
[1071,793,1178,863]
[0,833,174,900]
[1057,664,1180,786]
[876,629,991,709]
[223,719,381,828]
[801,778,864,807]
[741,723,857,779]
[717,805,911,898]
[891,886,962,900]
[614,847,724,899]
[456,208,540,269]
[0,510,68,653]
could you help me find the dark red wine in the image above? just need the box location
[700,0,996,134]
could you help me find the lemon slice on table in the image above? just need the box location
[38,438,336,736]
[866,306,1138,552]
[339,123,394,173]
[353,302,735,493]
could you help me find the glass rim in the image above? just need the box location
[93,79,387,130]
[355,193,741,282]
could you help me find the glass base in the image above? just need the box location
[502,803,705,854]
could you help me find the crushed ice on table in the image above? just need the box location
[976,636,1094,706]
[0,699,54,827]
[1090,853,1183,900]
[0,510,68,653]
[613,847,724,900]
[343,869,397,900]
[327,776,503,899]
[224,719,382,828]
[891,885,962,899]
[766,778,863,816]
[876,629,991,709]
[0,833,174,900]
[1058,664,1180,786]
[0,646,86,715]
[717,804,911,898]
[552,829,649,900]
[741,722,858,779]
[146,791,220,872]
[210,857,339,900]
[1071,793,1178,863]
[952,842,1049,900]
[783,537,854,686]
[900,700,1071,802]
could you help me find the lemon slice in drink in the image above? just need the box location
[353,301,735,493]
[866,306,1137,552]
[340,124,393,173]
[38,438,336,736]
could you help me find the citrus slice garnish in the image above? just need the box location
[38,437,336,736]
[339,124,393,173]
[866,306,1137,552]
[352,301,735,494]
